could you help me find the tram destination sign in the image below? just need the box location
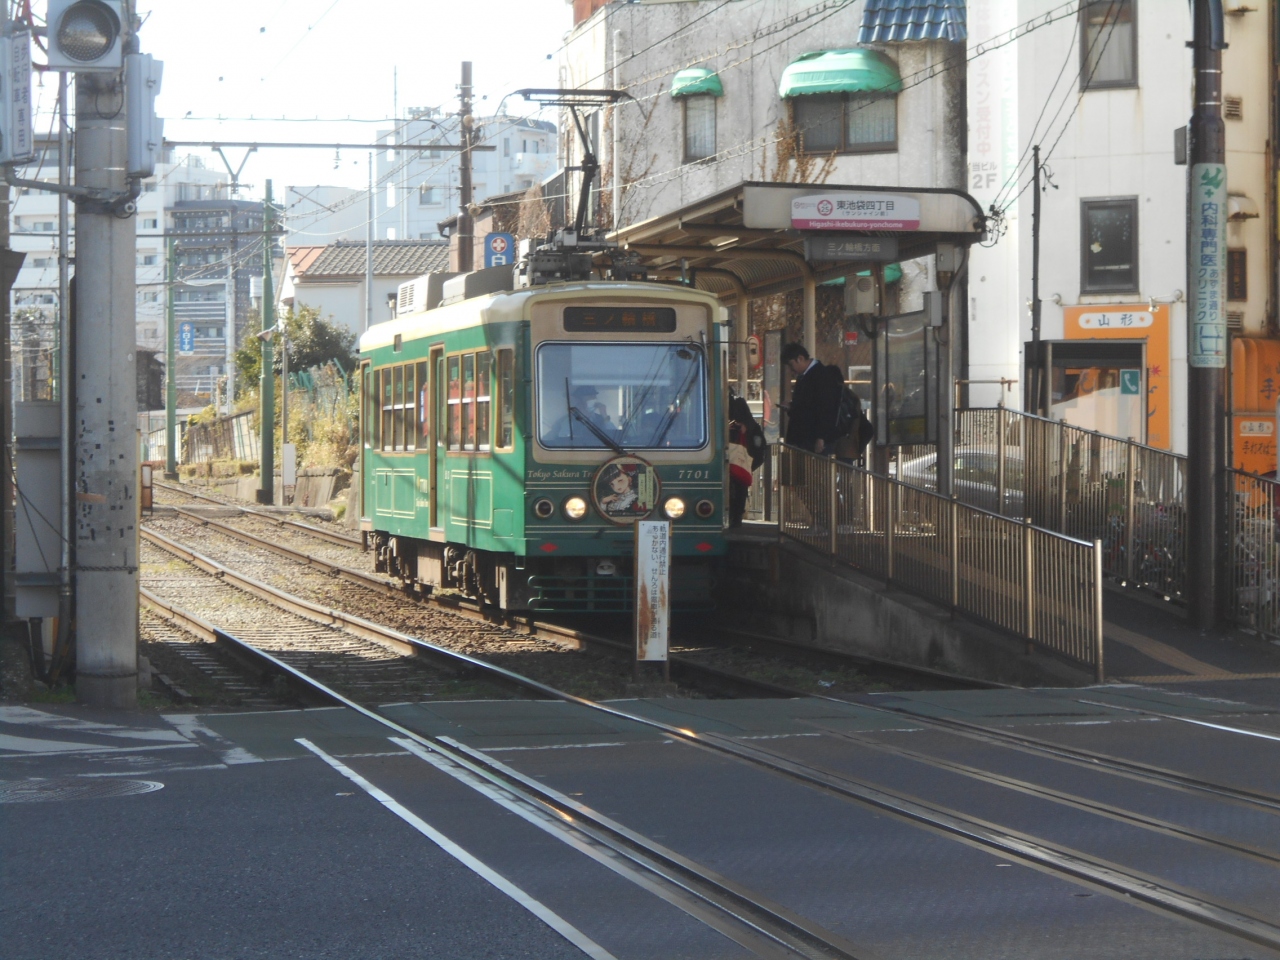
[563,306,677,332]
[803,235,898,263]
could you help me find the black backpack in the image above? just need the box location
[831,370,873,450]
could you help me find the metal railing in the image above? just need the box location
[184,410,259,464]
[1228,469,1280,638]
[779,445,1105,679]
[953,408,1187,601]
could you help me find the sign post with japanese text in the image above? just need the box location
[634,520,670,671]
[1190,163,1227,368]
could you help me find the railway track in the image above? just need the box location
[143,574,1280,955]
[144,504,989,698]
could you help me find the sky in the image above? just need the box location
[38,0,570,196]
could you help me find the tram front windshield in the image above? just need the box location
[537,342,707,450]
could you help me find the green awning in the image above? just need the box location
[854,263,904,284]
[671,67,724,98]
[778,49,902,98]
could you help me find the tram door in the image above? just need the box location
[429,346,444,529]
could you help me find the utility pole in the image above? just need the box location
[73,5,139,707]
[164,236,177,477]
[258,180,275,505]
[1187,0,1228,629]
[458,61,474,272]
[365,152,373,333]
[55,71,72,661]
[224,216,237,413]
[1029,144,1043,416]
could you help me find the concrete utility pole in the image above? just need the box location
[258,181,276,505]
[458,61,474,272]
[165,237,177,477]
[73,11,139,707]
[365,152,373,333]
[1029,144,1043,416]
[56,71,73,656]
[1186,0,1229,629]
[224,217,237,413]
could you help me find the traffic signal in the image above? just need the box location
[47,0,123,73]
[126,53,163,178]
[0,29,35,165]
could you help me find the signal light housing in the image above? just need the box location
[48,1,123,73]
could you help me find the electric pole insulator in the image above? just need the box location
[126,52,164,178]
[47,0,123,72]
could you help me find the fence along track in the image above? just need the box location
[778,446,1104,679]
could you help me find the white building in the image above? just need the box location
[375,109,557,241]
[967,0,1272,460]
[9,145,232,402]
[283,185,367,247]
[561,0,967,232]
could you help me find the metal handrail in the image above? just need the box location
[778,444,1104,680]
[1226,469,1280,639]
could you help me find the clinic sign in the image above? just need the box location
[1190,163,1227,369]
[792,193,921,231]
[484,232,514,268]
[178,321,195,356]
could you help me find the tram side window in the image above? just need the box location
[496,349,514,450]
[415,361,428,445]
[381,367,393,451]
[447,355,462,450]
[393,366,405,450]
[446,350,495,452]
[476,352,491,451]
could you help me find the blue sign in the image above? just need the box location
[178,321,195,356]
[484,232,515,268]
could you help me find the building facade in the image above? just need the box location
[967,0,1273,459]
[374,109,557,241]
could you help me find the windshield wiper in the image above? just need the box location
[569,405,626,456]
[650,355,702,448]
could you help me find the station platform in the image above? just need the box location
[722,522,1280,688]
[5,682,1280,959]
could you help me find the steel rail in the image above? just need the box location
[138,539,1280,951]
[812,725,1280,869]
[1076,698,1280,744]
[149,510,985,695]
[140,592,869,960]
[153,480,360,546]
[849,700,1280,816]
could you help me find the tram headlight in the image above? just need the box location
[533,498,555,519]
[563,496,588,521]
[663,497,686,520]
[695,499,715,519]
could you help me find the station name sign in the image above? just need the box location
[792,193,922,231]
[803,235,898,263]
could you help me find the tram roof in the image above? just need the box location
[359,280,724,353]
[609,181,984,302]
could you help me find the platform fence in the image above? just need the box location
[778,444,1105,679]
[1227,469,1280,638]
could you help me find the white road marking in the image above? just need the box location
[162,714,262,765]
[296,738,618,960]
[0,734,199,757]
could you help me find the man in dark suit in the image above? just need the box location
[781,342,841,453]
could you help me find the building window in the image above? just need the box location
[792,93,896,154]
[143,218,158,229]
[503,138,510,157]
[1081,0,1136,90]
[140,254,158,266]
[1081,198,1138,293]
[1228,249,1247,301]
[683,96,716,162]
[418,185,438,205]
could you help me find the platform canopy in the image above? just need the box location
[610,181,984,302]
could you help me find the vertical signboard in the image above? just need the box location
[634,520,670,662]
[762,329,782,443]
[8,31,33,163]
[178,321,195,356]
[484,232,515,268]
[1189,163,1227,368]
